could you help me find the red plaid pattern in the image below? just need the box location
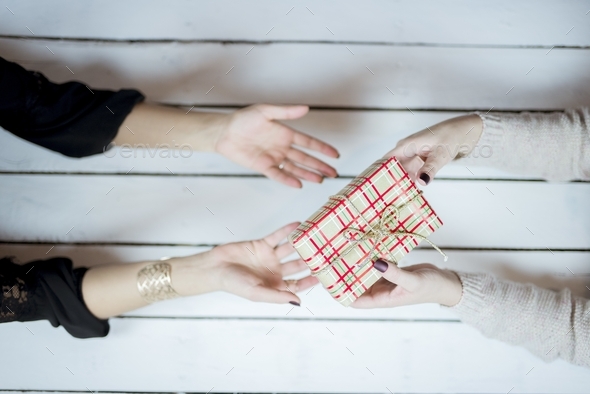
[288,157,443,306]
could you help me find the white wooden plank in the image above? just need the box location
[1,0,589,47]
[0,175,588,248]
[1,318,589,393]
[0,110,536,180]
[2,39,589,109]
[1,244,588,320]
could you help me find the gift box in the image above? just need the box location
[288,157,446,307]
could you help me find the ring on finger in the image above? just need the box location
[278,160,286,170]
[285,279,298,292]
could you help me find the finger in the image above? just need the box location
[280,258,308,276]
[263,222,300,247]
[255,104,309,120]
[386,134,434,161]
[283,275,318,294]
[351,286,407,309]
[249,286,301,305]
[385,138,419,161]
[349,279,393,309]
[296,275,319,291]
[287,148,338,177]
[373,259,419,290]
[275,242,296,260]
[350,299,369,308]
[401,263,438,272]
[384,141,422,179]
[416,146,452,186]
[384,154,424,182]
[350,294,380,309]
[282,160,324,183]
[264,166,302,188]
[292,131,340,158]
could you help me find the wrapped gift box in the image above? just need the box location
[288,157,445,306]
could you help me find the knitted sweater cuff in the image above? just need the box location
[473,112,504,148]
[458,112,505,167]
[447,272,489,319]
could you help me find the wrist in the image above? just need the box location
[185,112,230,153]
[438,270,463,307]
[169,250,223,297]
[436,114,483,159]
[467,113,484,139]
[459,114,484,155]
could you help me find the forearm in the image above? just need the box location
[113,103,228,152]
[450,272,590,367]
[81,251,220,319]
[459,108,590,181]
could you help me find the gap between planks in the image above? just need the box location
[2,35,590,50]
[136,103,576,113]
[1,241,588,252]
[117,315,461,323]
[2,171,582,182]
[0,391,481,394]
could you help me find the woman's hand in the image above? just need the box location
[215,104,340,188]
[83,223,315,319]
[201,222,317,305]
[385,114,483,185]
[351,259,463,309]
[117,103,338,188]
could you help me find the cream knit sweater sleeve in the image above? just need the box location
[461,108,590,181]
[451,108,590,367]
[451,273,590,367]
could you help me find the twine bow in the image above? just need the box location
[312,191,447,277]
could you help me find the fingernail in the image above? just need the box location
[289,301,300,306]
[419,173,431,185]
[373,259,389,273]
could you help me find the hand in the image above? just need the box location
[385,114,483,186]
[205,222,318,305]
[215,104,340,188]
[351,259,463,309]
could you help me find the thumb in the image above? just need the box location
[416,147,451,186]
[250,285,302,306]
[255,104,309,120]
[373,259,419,290]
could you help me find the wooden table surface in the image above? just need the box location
[1,1,589,393]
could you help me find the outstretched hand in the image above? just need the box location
[215,104,340,188]
[384,114,483,186]
[351,259,463,309]
[208,222,318,305]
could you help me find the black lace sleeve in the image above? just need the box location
[0,257,109,338]
[0,56,144,157]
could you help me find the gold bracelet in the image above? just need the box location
[137,262,180,303]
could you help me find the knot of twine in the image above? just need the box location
[312,191,447,277]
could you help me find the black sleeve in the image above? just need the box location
[0,57,144,158]
[0,257,109,338]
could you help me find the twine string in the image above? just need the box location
[312,191,447,277]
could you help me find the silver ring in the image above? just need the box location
[278,161,285,170]
[285,279,298,292]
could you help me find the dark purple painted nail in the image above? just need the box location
[373,259,389,273]
[289,301,300,307]
[419,173,431,185]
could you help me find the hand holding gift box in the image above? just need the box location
[288,157,447,306]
